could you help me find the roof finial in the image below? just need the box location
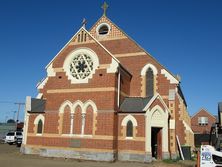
[82,18,87,28]
[101,1,108,16]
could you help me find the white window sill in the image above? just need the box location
[125,137,134,140]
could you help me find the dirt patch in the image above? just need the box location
[0,143,196,167]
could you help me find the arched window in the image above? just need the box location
[126,120,133,137]
[37,120,43,134]
[146,68,154,97]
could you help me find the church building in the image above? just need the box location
[21,3,194,162]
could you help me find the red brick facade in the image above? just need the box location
[22,14,194,162]
[191,109,216,134]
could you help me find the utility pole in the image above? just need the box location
[14,102,25,130]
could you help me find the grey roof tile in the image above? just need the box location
[28,98,46,113]
[120,96,152,112]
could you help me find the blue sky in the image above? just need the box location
[0,0,221,122]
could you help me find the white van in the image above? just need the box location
[5,131,23,145]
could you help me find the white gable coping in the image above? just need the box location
[45,27,120,70]
[47,63,56,77]
[143,93,170,115]
[36,77,48,89]
[161,69,179,84]
[107,58,119,73]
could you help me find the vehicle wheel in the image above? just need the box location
[8,143,13,145]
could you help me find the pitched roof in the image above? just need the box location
[120,96,152,112]
[90,16,179,84]
[27,98,46,113]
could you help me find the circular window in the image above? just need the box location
[99,25,109,35]
[96,23,110,36]
[69,54,93,80]
[63,48,99,84]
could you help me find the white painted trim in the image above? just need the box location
[46,27,119,69]
[143,93,171,115]
[46,27,84,69]
[72,100,84,113]
[107,58,119,73]
[36,93,43,99]
[125,137,133,140]
[145,105,169,153]
[96,22,111,36]
[59,100,74,114]
[63,48,99,84]
[141,63,158,76]
[121,114,138,126]
[161,69,179,84]
[37,77,48,90]
[117,71,120,107]
[46,63,56,77]
[34,114,45,125]
[170,120,175,130]
[82,100,98,113]
[183,121,194,134]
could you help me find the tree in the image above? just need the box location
[7,119,15,123]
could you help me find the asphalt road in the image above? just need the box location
[0,143,195,167]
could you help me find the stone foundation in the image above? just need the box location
[20,145,115,161]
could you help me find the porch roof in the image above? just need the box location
[27,98,46,113]
[119,96,152,112]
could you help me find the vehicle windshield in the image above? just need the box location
[16,132,22,136]
[7,132,14,136]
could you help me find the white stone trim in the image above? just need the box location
[59,100,74,114]
[183,121,194,134]
[46,63,56,77]
[161,69,179,84]
[34,114,45,125]
[170,120,175,129]
[59,100,97,114]
[145,105,169,153]
[121,114,138,126]
[72,100,84,113]
[141,63,158,76]
[143,93,171,115]
[107,58,119,73]
[83,100,98,114]
[36,93,43,99]
[37,77,48,90]
[46,27,119,69]
[96,22,111,36]
[63,48,99,84]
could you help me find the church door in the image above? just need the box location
[151,127,162,159]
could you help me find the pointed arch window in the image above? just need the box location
[37,120,43,134]
[126,120,133,137]
[146,68,154,97]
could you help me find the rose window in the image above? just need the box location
[69,54,94,80]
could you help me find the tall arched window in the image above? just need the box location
[37,120,43,134]
[126,120,133,137]
[146,68,154,97]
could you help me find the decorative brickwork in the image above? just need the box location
[23,12,194,162]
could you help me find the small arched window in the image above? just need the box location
[98,25,109,35]
[37,120,43,134]
[126,120,133,137]
[146,68,154,97]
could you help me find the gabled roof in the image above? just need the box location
[191,108,216,119]
[90,15,179,84]
[120,96,152,112]
[45,26,120,69]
